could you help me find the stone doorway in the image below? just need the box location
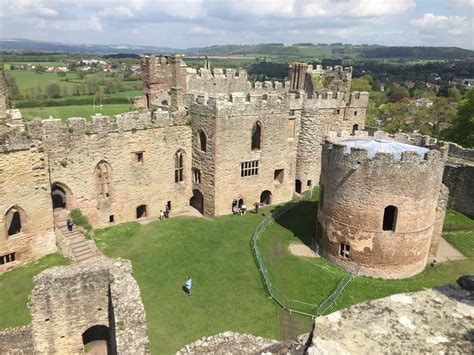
[190,189,204,214]
[51,183,72,210]
[295,179,302,194]
[260,190,272,205]
[82,325,112,355]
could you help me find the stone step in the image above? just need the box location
[72,246,92,255]
[68,236,85,244]
[76,252,96,261]
[72,243,91,251]
[74,249,95,259]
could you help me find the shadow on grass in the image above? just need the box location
[272,200,318,248]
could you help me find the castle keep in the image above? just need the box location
[0,57,367,272]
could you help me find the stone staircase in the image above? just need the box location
[54,210,100,262]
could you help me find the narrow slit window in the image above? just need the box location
[251,121,262,150]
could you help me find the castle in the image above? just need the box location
[0,56,368,272]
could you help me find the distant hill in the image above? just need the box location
[196,43,474,60]
[1,39,472,60]
[0,38,199,55]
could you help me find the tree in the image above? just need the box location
[46,83,62,98]
[351,76,372,92]
[447,87,462,102]
[389,91,408,103]
[4,73,20,99]
[86,77,99,95]
[444,88,474,147]
[413,98,456,137]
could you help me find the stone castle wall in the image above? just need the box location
[0,133,56,272]
[189,92,298,216]
[317,142,445,279]
[0,257,149,353]
[296,92,368,187]
[40,111,192,228]
[0,66,13,119]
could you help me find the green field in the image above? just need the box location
[0,254,69,329]
[20,104,134,120]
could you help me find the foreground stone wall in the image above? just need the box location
[308,285,473,354]
[0,326,34,354]
[317,141,445,279]
[17,257,150,353]
[0,134,56,272]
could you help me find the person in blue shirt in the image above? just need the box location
[184,276,192,296]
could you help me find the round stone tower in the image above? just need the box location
[317,138,445,279]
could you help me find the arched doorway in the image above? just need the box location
[82,325,111,354]
[352,124,359,135]
[190,189,204,214]
[260,190,272,205]
[51,183,72,210]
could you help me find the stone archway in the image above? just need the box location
[190,189,204,214]
[260,190,272,205]
[82,325,111,355]
[51,183,73,210]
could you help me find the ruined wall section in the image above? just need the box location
[305,65,353,100]
[41,111,192,227]
[189,92,298,216]
[295,91,368,187]
[0,129,56,272]
[28,257,149,353]
[140,55,187,108]
[0,326,34,353]
[318,143,445,279]
[0,66,13,119]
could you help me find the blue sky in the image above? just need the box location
[0,0,473,49]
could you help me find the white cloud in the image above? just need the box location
[87,16,103,32]
[411,13,472,36]
[98,6,134,18]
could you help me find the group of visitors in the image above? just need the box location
[159,203,171,220]
[232,200,262,215]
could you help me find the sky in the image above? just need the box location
[0,0,473,49]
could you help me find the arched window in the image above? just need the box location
[175,150,185,183]
[251,121,262,150]
[383,205,397,231]
[198,130,207,152]
[4,206,26,238]
[95,161,112,198]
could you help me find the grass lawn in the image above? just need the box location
[93,193,474,354]
[0,253,69,329]
[21,104,134,120]
[260,199,474,316]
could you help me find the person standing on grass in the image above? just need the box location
[184,276,192,296]
[254,202,260,214]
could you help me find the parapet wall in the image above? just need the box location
[1,110,187,152]
[27,257,149,353]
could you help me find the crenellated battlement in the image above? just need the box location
[307,64,352,74]
[326,141,444,167]
[187,91,293,114]
[1,109,188,152]
[349,91,369,106]
[186,67,248,79]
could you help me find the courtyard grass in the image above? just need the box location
[93,195,474,354]
[94,213,281,354]
[0,253,69,329]
[20,104,133,120]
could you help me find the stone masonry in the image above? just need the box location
[317,132,446,279]
[0,56,368,271]
[0,257,149,354]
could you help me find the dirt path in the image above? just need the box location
[436,238,465,262]
[288,243,317,258]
